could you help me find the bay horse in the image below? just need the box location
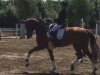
[24,18,98,73]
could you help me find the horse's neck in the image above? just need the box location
[35,29,48,46]
[36,30,47,38]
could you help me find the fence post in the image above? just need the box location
[15,23,18,38]
[64,19,68,27]
[81,18,85,28]
[95,23,99,37]
[20,22,26,39]
[0,28,1,41]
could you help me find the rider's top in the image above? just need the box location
[54,2,68,26]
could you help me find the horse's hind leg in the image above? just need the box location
[25,46,41,67]
[82,47,97,73]
[71,44,83,70]
[81,47,92,61]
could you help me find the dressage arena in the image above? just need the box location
[0,36,100,75]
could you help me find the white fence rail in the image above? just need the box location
[0,22,99,41]
[0,23,26,40]
[0,28,20,39]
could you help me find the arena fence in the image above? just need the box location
[0,20,99,41]
[0,28,20,39]
[0,23,27,40]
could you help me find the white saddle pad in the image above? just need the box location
[57,29,64,39]
[47,23,65,40]
[49,23,61,31]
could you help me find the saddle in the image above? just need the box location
[47,23,65,40]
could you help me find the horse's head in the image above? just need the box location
[24,18,48,39]
[23,19,37,39]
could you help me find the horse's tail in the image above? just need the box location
[88,30,98,63]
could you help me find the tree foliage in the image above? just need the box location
[45,0,61,18]
[37,0,47,19]
[0,1,18,28]
[0,0,99,28]
[14,0,32,20]
[68,0,95,27]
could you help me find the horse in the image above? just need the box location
[24,18,98,73]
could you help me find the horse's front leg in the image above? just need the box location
[47,41,56,72]
[25,46,41,67]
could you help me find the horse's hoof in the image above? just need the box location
[94,67,97,71]
[80,59,83,63]
[25,63,29,67]
[50,66,56,72]
[25,59,29,67]
[25,59,29,63]
[92,71,97,75]
[93,67,97,72]
[70,64,74,71]
[92,67,97,75]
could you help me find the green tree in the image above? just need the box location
[14,0,32,20]
[0,0,18,28]
[0,0,2,9]
[46,0,61,18]
[37,0,47,19]
[68,0,94,27]
[29,0,39,16]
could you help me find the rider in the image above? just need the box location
[54,1,68,27]
[49,1,68,40]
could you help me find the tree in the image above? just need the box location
[14,0,32,20]
[45,0,61,18]
[68,0,94,27]
[37,0,47,19]
[0,0,18,28]
[29,0,39,16]
[0,0,2,9]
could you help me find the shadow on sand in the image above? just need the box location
[14,71,84,75]
[15,71,63,75]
